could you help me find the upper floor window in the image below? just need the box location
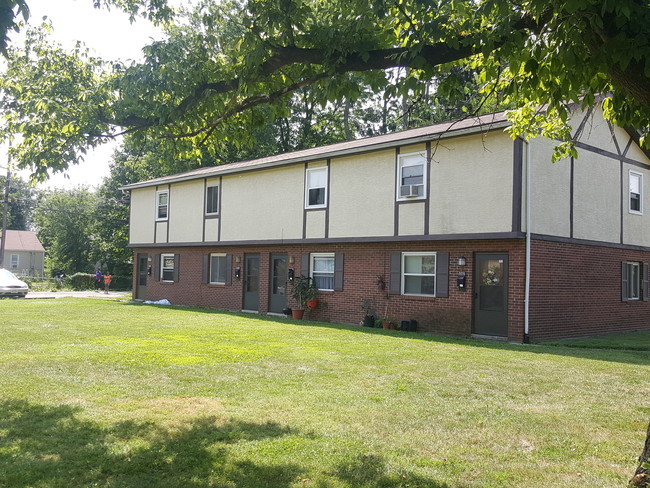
[206,185,219,215]
[156,190,169,221]
[305,167,328,208]
[630,171,643,214]
[310,253,334,290]
[397,152,426,200]
[402,252,436,296]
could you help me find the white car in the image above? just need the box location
[0,268,29,298]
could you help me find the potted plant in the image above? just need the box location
[361,299,375,327]
[290,275,318,319]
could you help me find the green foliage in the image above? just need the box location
[67,272,96,290]
[0,174,37,230]
[290,275,318,308]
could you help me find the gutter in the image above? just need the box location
[524,140,532,343]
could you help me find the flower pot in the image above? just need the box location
[306,299,318,310]
[292,309,305,319]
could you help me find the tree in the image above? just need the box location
[33,188,97,274]
[0,174,38,230]
[1,0,649,181]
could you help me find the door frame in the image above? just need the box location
[243,253,260,312]
[135,253,148,301]
[268,253,288,313]
[472,252,509,337]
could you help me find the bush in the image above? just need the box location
[67,273,132,291]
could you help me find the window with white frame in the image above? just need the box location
[310,253,334,290]
[624,261,641,300]
[206,185,219,215]
[397,152,426,200]
[209,253,227,284]
[156,190,169,221]
[10,254,18,269]
[305,167,328,208]
[630,171,643,214]
[402,252,436,296]
[161,253,175,281]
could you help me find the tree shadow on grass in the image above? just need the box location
[0,399,302,488]
[0,399,470,488]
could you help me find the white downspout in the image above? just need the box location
[524,140,532,342]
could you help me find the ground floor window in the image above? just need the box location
[161,254,175,282]
[210,253,227,284]
[310,253,334,290]
[402,252,436,296]
[10,254,18,269]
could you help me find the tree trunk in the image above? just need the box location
[630,422,650,488]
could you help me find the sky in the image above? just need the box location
[5,0,167,189]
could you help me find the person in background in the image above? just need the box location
[103,272,112,294]
[95,269,102,292]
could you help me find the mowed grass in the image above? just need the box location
[1,298,648,488]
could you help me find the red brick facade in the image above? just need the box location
[131,237,649,342]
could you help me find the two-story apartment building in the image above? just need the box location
[121,108,650,342]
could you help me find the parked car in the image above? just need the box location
[0,268,29,298]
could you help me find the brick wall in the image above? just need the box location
[132,239,528,341]
[528,239,650,341]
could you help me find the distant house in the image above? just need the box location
[0,230,45,277]
[121,107,649,342]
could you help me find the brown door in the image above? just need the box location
[136,254,148,300]
[473,253,508,337]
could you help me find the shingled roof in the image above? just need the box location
[0,230,45,252]
[121,112,510,191]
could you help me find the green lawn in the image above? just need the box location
[1,298,648,488]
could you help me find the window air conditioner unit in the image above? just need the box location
[400,184,421,198]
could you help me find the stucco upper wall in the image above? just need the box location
[429,132,514,234]
[130,187,156,244]
[623,162,650,246]
[329,149,396,238]
[220,165,304,241]
[168,181,205,243]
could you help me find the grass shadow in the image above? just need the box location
[0,399,302,488]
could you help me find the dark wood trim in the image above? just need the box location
[425,141,431,235]
[325,159,331,239]
[570,157,574,239]
[512,138,523,233]
[607,120,622,156]
[394,147,400,237]
[572,105,594,140]
[620,160,625,245]
[302,162,308,240]
[573,141,648,169]
[623,137,633,157]
[531,233,650,252]
[153,185,159,244]
[129,231,526,248]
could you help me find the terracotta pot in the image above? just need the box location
[292,309,305,319]
[306,299,318,310]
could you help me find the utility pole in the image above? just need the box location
[0,145,10,269]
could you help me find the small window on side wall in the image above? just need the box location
[305,167,327,208]
[206,185,219,215]
[156,190,169,221]
[397,152,426,200]
[622,261,649,301]
[630,171,643,214]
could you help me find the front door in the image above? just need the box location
[269,254,288,313]
[243,254,260,311]
[473,253,509,337]
[136,254,148,300]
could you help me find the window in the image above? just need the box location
[310,253,334,290]
[623,261,649,301]
[397,152,426,200]
[630,171,643,214]
[402,252,436,296]
[206,185,219,215]
[305,167,327,208]
[10,254,18,269]
[210,253,227,284]
[156,190,169,221]
[161,253,175,282]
